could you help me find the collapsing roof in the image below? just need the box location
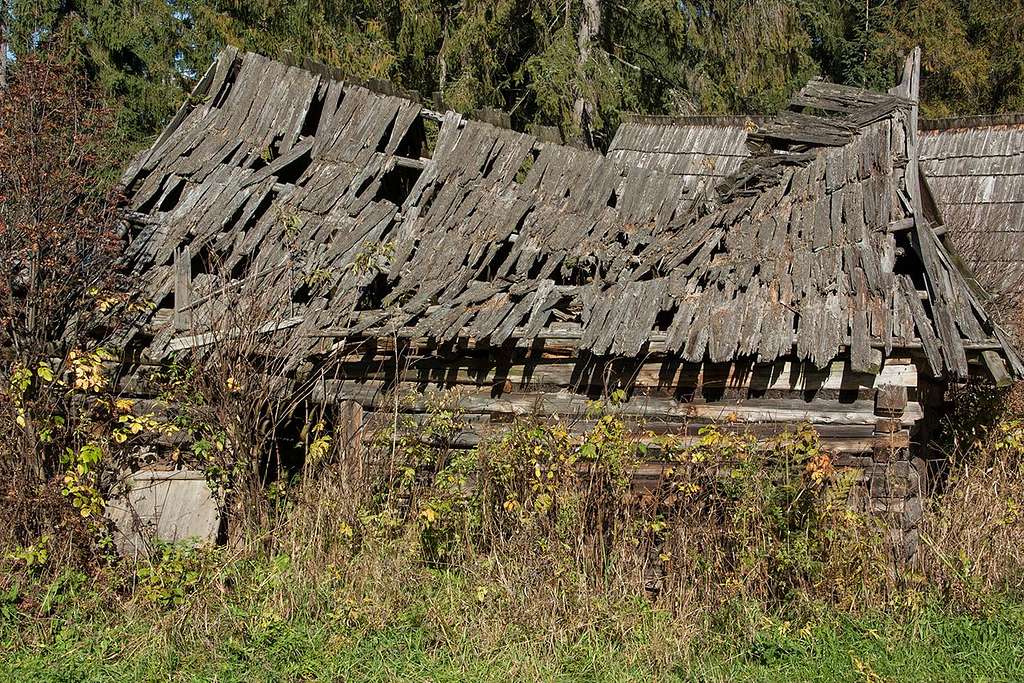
[919,115,1024,310]
[621,110,1024,330]
[120,48,1021,383]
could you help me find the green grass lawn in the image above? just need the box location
[2,564,1022,682]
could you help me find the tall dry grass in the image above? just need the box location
[917,381,1024,603]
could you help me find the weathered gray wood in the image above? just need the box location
[315,379,924,426]
[118,47,1020,396]
[173,246,192,332]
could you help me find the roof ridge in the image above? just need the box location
[618,114,768,127]
[921,113,1024,131]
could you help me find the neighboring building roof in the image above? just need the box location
[606,115,762,201]
[119,49,1021,382]
[919,115,1024,310]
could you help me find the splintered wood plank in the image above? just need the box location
[173,246,192,332]
[899,275,942,376]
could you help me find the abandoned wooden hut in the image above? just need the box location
[117,48,1021,553]
[919,115,1024,317]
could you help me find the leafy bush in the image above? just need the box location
[136,543,221,608]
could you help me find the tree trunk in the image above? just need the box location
[1,1,8,89]
[572,0,600,147]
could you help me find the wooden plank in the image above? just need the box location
[982,350,1012,387]
[899,276,942,377]
[173,246,192,332]
[166,316,304,354]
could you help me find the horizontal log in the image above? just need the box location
[314,381,924,426]
[323,356,920,391]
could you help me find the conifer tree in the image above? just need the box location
[7,0,1023,146]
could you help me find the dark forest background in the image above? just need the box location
[2,1,1022,150]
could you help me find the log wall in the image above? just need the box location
[302,347,931,555]
[117,346,938,557]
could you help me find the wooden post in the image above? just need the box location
[871,383,920,560]
[338,399,364,486]
[872,384,907,463]
[173,246,192,332]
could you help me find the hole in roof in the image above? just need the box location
[158,177,187,212]
[479,238,515,283]
[478,208,532,281]
[190,245,213,278]
[374,163,422,206]
[607,189,618,209]
[155,291,174,310]
[211,57,242,109]
[892,231,920,277]
[481,144,501,178]
[134,175,169,215]
[230,253,251,281]
[421,118,440,159]
[356,272,392,311]
[376,112,398,154]
[248,154,268,172]
[216,139,245,166]
[394,116,430,158]
[514,148,539,184]
[654,307,674,332]
[292,281,313,306]
[418,180,441,215]
[273,146,314,186]
[214,207,248,260]
[558,253,597,286]
[526,254,547,280]
[248,136,285,172]
[300,85,328,138]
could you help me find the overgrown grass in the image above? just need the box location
[4,339,1024,681]
[3,397,1024,681]
[2,556,1023,682]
